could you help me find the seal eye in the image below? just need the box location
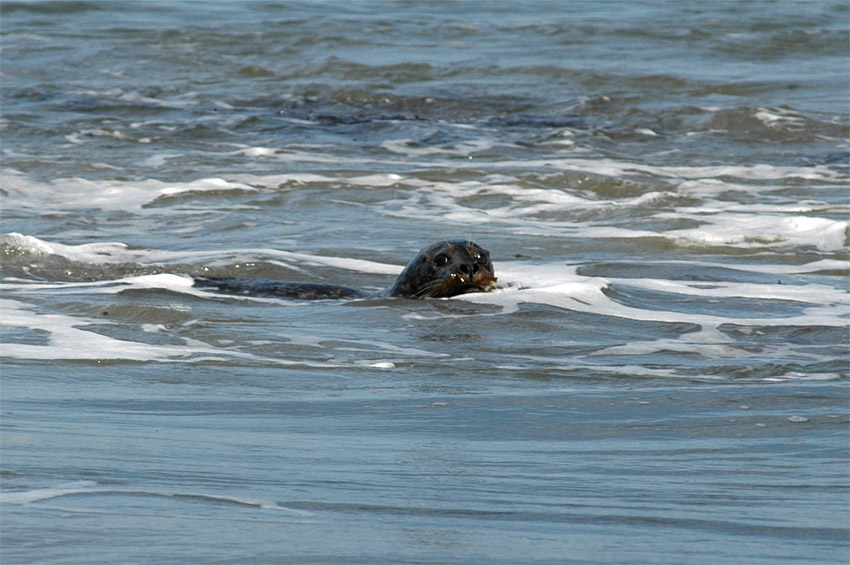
[433,254,449,267]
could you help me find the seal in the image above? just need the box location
[194,240,497,300]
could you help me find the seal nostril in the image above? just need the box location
[458,264,472,275]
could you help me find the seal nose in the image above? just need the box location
[457,263,479,277]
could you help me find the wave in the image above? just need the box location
[2,233,846,377]
[0,480,312,517]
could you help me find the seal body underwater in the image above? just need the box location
[193,240,497,300]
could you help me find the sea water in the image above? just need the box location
[1,1,848,563]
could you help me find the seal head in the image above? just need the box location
[385,240,497,298]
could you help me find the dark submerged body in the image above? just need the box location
[194,240,497,300]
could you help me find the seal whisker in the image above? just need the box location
[413,279,448,298]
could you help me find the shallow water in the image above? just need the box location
[1,1,848,563]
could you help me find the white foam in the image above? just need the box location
[665,214,848,251]
[1,232,55,256]
[1,233,405,275]
[471,274,846,329]
[1,232,141,263]
[635,128,659,136]
[74,88,199,110]
[338,339,449,358]
[1,174,256,211]
[614,277,846,305]
[4,153,843,253]
[238,249,401,275]
[458,261,849,362]
[0,481,97,505]
[234,172,335,186]
[346,173,405,187]
[65,128,134,145]
[0,295,360,365]
[754,107,806,129]
[138,152,183,168]
[0,298,209,361]
[198,165,838,253]
[329,149,843,182]
[0,482,312,516]
[239,147,278,157]
[590,326,747,358]
[380,138,496,157]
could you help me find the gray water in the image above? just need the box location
[1,1,848,563]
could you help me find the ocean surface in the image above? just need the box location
[1,1,848,563]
